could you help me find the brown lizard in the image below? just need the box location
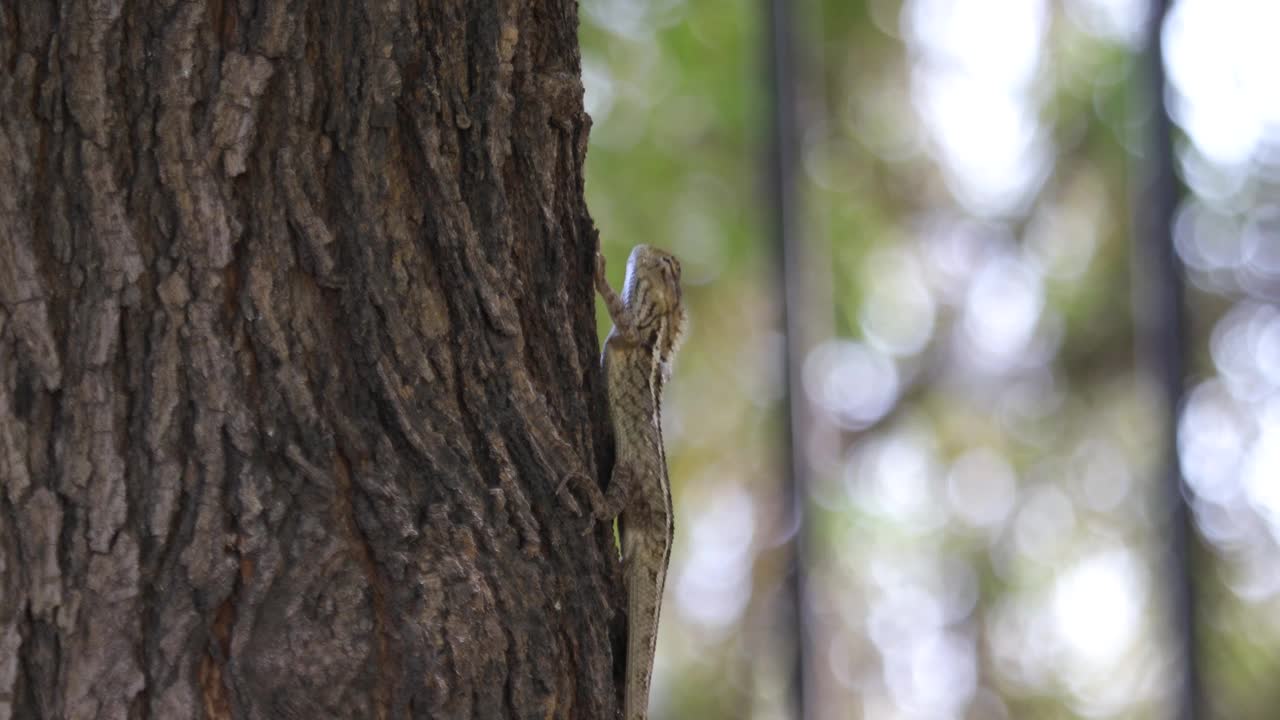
[564,245,687,719]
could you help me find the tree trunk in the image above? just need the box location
[0,1,621,718]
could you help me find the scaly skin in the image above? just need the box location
[567,245,686,719]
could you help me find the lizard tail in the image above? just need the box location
[623,536,668,720]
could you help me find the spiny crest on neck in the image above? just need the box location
[657,304,687,384]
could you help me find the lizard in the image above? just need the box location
[562,245,687,720]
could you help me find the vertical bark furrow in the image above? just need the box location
[1,51,63,395]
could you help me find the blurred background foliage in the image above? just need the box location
[579,0,1280,718]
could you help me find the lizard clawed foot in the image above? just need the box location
[556,475,584,517]
[557,472,606,535]
[594,251,608,292]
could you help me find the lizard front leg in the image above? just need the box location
[596,251,639,344]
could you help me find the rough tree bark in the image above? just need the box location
[0,1,623,718]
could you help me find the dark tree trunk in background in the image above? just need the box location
[0,2,621,718]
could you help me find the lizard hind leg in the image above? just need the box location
[557,463,635,535]
[556,472,605,533]
[597,462,637,522]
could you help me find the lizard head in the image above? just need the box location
[623,244,688,376]
[622,244,683,316]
